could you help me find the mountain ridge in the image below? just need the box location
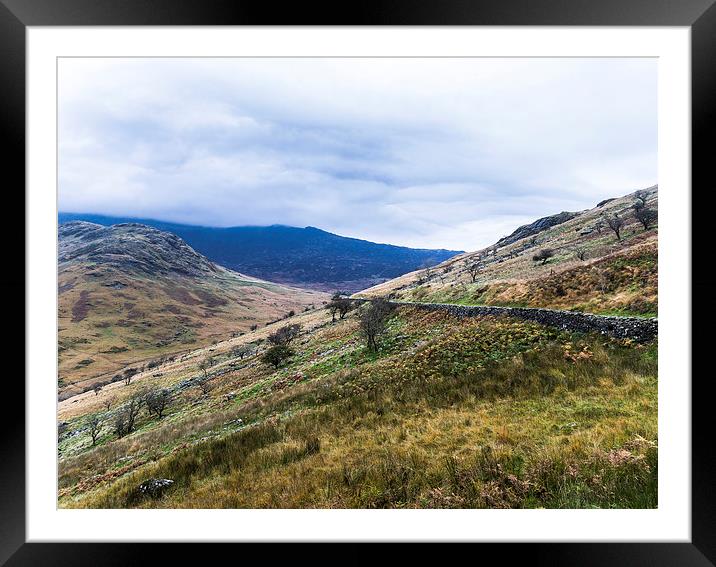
[58,222,326,396]
[358,185,658,318]
[58,187,659,511]
[59,221,222,278]
[58,213,462,293]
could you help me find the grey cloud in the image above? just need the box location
[58,57,656,250]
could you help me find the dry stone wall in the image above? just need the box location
[354,299,658,342]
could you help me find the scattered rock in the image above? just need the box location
[496,211,579,247]
[596,198,616,208]
[138,478,174,497]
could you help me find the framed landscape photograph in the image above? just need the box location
[6,0,715,564]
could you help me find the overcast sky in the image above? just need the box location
[58,58,656,251]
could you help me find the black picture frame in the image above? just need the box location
[3,0,713,564]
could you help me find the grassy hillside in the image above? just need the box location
[59,304,657,509]
[58,222,326,397]
[57,188,658,509]
[358,186,657,317]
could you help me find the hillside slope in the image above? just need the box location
[58,222,326,397]
[58,298,657,509]
[359,186,658,317]
[56,188,658,510]
[58,214,462,293]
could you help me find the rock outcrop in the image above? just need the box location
[138,478,174,497]
[59,221,220,277]
[496,211,580,247]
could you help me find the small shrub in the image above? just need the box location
[231,344,252,360]
[263,345,295,368]
[633,207,657,230]
[267,324,301,346]
[122,367,139,386]
[359,298,393,351]
[532,249,554,265]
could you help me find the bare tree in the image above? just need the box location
[336,298,352,320]
[103,396,115,411]
[326,293,351,322]
[198,359,210,378]
[359,298,393,352]
[123,367,138,386]
[327,300,340,322]
[633,190,649,210]
[268,324,301,346]
[574,247,588,261]
[125,396,142,434]
[145,388,171,419]
[464,260,481,283]
[633,206,658,230]
[114,395,143,438]
[113,412,127,438]
[532,249,555,265]
[88,416,103,446]
[603,213,625,241]
[231,344,252,360]
[593,219,605,234]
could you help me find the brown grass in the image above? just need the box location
[58,265,327,394]
[60,314,657,509]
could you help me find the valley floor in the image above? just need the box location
[58,304,657,509]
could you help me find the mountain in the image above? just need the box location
[58,189,658,510]
[59,221,220,277]
[57,213,462,293]
[358,185,658,317]
[58,222,326,397]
